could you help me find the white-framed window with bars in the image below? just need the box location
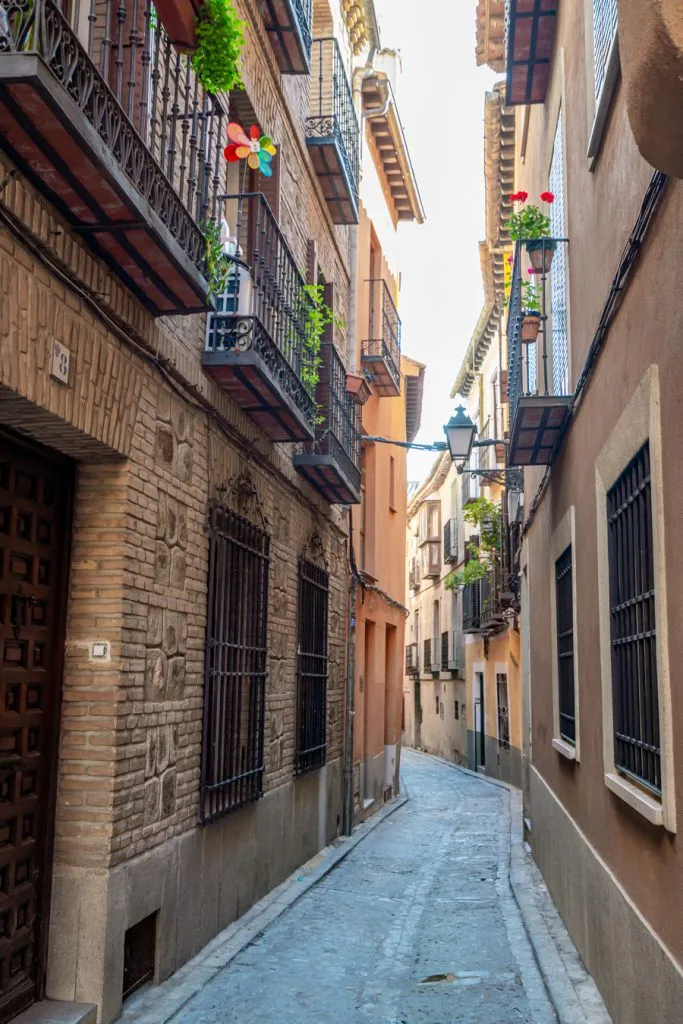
[593,0,618,101]
[549,110,569,396]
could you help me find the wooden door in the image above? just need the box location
[0,435,71,1021]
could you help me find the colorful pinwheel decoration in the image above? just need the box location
[224,122,277,176]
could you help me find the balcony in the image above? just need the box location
[361,279,401,397]
[462,567,505,634]
[306,38,359,224]
[448,629,464,674]
[461,466,480,505]
[409,556,421,591]
[505,0,559,106]
[420,541,440,579]
[0,0,224,314]
[405,643,419,676]
[294,343,361,503]
[441,631,449,671]
[203,193,316,443]
[507,240,571,466]
[443,520,459,563]
[259,0,312,74]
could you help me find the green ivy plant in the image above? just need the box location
[192,0,244,95]
[300,284,344,400]
[445,498,501,590]
[202,219,232,295]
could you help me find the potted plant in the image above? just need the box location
[346,372,371,405]
[153,0,244,91]
[520,279,542,344]
[504,191,556,272]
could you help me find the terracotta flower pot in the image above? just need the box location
[154,0,201,53]
[346,372,371,405]
[526,238,557,273]
[521,312,541,344]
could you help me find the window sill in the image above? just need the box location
[552,737,577,761]
[604,772,663,827]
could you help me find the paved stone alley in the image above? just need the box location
[123,751,610,1024]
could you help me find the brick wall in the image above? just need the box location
[0,0,354,875]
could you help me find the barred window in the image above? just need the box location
[555,546,576,744]
[593,0,618,100]
[497,673,510,750]
[201,504,269,824]
[607,442,660,794]
[549,110,569,396]
[296,559,329,775]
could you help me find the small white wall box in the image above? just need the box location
[90,642,110,661]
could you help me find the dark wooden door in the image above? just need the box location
[0,436,71,1022]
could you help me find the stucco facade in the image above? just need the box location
[483,0,683,1018]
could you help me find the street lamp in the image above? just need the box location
[443,406,477,463]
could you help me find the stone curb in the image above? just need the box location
[117,788,410,1024]
[408,749,609,1024]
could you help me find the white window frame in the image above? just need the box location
[595,365,675,832]
[549,506,580,761]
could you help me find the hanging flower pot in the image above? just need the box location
[346,372,371,405]
[521,311,541,344]
[153,0,201,52]
[526,238,557,273]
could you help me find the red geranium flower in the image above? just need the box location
[540,191,555,203]
[507,255,513,265]
[510,191,529,202]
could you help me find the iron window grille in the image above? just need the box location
[607,442,660,795]
[423,638,431,672]
[497,673,510,750]
[296,559,330,775]
[201,504,269,824]
[555,546,576,744]
[593,0,618,100]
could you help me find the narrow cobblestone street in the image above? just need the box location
[123,750,609,1024]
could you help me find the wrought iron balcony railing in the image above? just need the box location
[294,343,361,503]
[443,519,459,563]
[361,279,401,397]
[203,193,316,442]
[306,37,359,224]
[405,643,418,676]
[507,240,571,466]
[260,0,312,74]
[463,565,505,633]
[0,0,225,314]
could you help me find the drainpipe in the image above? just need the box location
[343,570,357,836]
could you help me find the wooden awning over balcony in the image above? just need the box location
[506,0,559,106]
[361,74,424,225]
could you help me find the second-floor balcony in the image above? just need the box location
[0,0,224,314]
[507,240,571,467]
[202,193,316,443]
[361,279,401,397]
[259,0,312,74]
[405,643,418,676]
[306,37,359,224]
[462,566,505,634]
[293,342,361,503]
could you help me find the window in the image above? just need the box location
[593,0,618,101]
[389,456,396,511]
[555,546,576,744]
[424,637,431,671]
[435,695,440,715]
[296,559,330,775]
[201,504,269,823]
[432,601,440,669]
[549,111,569,396]
[454,700,459,720]
[497,673,510,750]
[607,442,660,794]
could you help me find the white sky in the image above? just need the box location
[373,0,497,482]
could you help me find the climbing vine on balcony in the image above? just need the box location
[192,0,244,95]
[300,284,344,399]
[445,498,501,589]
